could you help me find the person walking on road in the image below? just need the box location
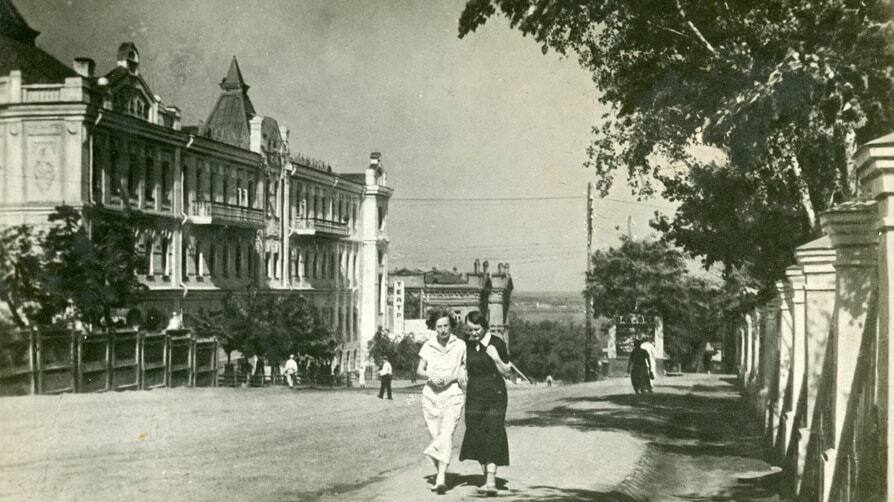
[459,311,512,496]
[417,308,467,494]
[545,374,553,388]
[378,356,393,399]
[283,354,298,388]
[627,339,653,394]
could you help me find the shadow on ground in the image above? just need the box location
[507,378,781,501]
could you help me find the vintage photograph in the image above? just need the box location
[0,1,891,500]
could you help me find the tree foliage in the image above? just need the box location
[367,327,422,374]
[0,205,147,331]
[584,236,748,366]
[459,0,894,287]
[211,288,336,364]
[509,313,586,382]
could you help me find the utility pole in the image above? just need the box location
[585,182,595,381]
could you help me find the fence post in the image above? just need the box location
[854,133,894,502]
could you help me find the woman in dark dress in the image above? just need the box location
[627,339,653,394]
[459,311,512,496]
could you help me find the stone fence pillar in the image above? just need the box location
[820,200,878,502]
[855,132,894,501]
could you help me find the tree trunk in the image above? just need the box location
[787,151,818,230]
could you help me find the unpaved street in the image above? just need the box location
[0,375,779,501]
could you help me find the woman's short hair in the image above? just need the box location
[426,308,455,330]
[465,310,489,331]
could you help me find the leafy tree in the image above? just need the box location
[584,235,739,367]
[213,288,335,364]
[459,0,894,287]
[0,225,49,328]
[508,313,587,382]
[367,326,394,366]
[50,205,148,330]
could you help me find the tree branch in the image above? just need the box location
[675,0,717,55]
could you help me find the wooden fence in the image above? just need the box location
[0,327,218,396]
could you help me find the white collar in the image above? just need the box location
[427,333,459,352]
[479,331,492,346]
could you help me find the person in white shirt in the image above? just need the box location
[377,356,393,399]
[640,339,657,381]
[283,354,298,388]
[417,308,467,494]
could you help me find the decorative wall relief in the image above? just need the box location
[26,122,62,197]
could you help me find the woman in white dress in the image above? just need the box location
[417,308,467,494]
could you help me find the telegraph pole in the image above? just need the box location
[584,182,595,380]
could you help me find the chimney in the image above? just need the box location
[473,259,480,274]
[497,263,503,275]
[482,260,489,275]
[504,263,510,274]
[73,57,95,78]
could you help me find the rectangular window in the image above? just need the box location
[237,179,243,206]
[91,140,103,203]
[208,243,216,277]
[222,243,229,278]
[136,237,150,275]
[181,244,188,279]
[235,244,242,278]
[109,140,120,196]
[265,251,271,279]
[196,166,204,202]
[161,159,172,206]
[161,239,169,277]
[210,171,217,203]
[274,252,280,279]
[127,148,139,201]
[144,151,155,207]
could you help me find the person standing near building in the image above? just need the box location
[639,338,657,383]
[378,356,393,399]
[283,354,298,389]
[358,362,367,389]
[627,339,653,394]
[460,311,511,496]
[417,308,467,494]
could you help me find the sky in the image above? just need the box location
[19,0,678,292]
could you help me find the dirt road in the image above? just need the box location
[0,375,779,501]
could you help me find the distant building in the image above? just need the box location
[388,259,513,346]
[0,0,392,371]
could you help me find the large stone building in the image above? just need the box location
[0,1,392,372]
[389,259,513,345]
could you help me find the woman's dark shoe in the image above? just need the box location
[433,483,447,495]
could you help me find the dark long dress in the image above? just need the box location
[628,347,652,393]
[459,334,510,466]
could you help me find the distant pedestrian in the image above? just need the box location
[627,339,653,394]
[545,374,553,388]
[460,311,511,496]
[640,339,657,381]
[378,356,393,399]
[417,308,467,494]
[358,363,367,389]
[283,354,298,388]
[702,342,715,374]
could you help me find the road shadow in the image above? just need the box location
[506,379,781,500]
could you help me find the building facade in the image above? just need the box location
[0,2,391,372]
[389,259,513,345]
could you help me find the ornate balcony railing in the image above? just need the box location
[290,217,350,237]
[188,200,264,228]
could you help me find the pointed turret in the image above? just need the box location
[201,56,256,149]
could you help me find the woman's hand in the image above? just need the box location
[429,375,446,388]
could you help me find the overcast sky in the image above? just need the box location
[19,0,677,292]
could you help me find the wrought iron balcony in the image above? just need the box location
[290,217,350,237]
[188,200,264,228]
